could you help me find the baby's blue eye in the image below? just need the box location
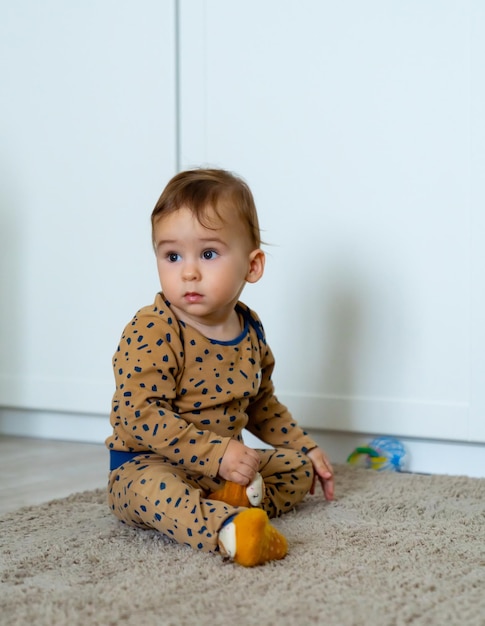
[202,250,218,260]
[168,253,181,262]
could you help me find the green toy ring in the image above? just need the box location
[347,446,382,464]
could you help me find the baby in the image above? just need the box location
[106,168,334,566]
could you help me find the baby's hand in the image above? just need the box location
[219,440,260,485]
[307,447,334,501]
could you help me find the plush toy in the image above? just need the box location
[218,508,288,567]
[212,473,288,566]
[208,472,264,507]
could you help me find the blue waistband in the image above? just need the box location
[109,450,150,471]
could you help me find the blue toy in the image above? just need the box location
[347,436,407,472]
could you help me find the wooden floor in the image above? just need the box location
[0,436,108,516]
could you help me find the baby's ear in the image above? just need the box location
[246,249,265,284]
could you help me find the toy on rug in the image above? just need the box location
[212,474,288,567]
[218,508,288,567]
[208,472,264,507]
[347,436,407,471]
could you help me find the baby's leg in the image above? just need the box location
[108,454,244,553]
[258,448,314,518]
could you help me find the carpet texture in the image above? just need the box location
[1,465,484,626]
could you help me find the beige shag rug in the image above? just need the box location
[1,465,484,626]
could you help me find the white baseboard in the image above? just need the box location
[1,408,484,477]
[0,408,112,444]
[301,430,485,478]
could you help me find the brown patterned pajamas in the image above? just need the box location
[108,447,313,552]
[106,294,318,552]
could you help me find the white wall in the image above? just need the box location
[179,0,485,446]
[0,1,177,412]
[1,1,484,475]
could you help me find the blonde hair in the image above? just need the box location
[151,168,261,249]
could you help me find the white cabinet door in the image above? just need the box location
[0,2,177,413]
[179,0,485,443]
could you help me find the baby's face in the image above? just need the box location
[153,206,260,331]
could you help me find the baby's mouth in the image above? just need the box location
[184,292,204,303]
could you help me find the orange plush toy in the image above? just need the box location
[208,472,264,507]
[212,473,288,566]
[218,508,288,567]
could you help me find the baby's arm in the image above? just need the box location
[246,340,334,500]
